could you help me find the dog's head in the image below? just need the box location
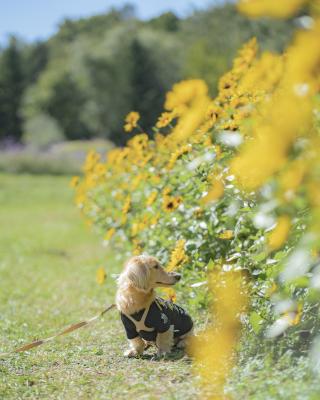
[119,255,181,292]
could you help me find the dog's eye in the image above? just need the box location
[154,264,159,269]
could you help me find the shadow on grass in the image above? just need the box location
[139,348,191,362]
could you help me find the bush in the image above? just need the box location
[0,139,113,175]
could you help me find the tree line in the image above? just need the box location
[0,4,295,146]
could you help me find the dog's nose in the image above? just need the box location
[174,273,181,281]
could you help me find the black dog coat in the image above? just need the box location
[120,297,193,342]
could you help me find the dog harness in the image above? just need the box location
[122,297,155,334]
[120,297,193,342]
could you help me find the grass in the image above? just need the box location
[0,174,196,400]
[0,173,319,399]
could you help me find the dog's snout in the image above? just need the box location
[174,273,181,281]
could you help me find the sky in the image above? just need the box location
[1,0,218,43]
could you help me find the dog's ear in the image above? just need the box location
[127,261,151,291]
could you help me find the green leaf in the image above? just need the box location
[207,259,215,271]
[290,276,309,288]
[252,252,267,262]
[249,311,263,334]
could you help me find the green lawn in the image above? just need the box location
[0,173,319,400]
[0,174,196,400]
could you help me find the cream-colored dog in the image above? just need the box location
[116,255,193,357]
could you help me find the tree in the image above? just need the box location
[24,41,48,84]
[148,12,180,32]
[127,38,166,138]
[43,73,90,140]
[0,36,25,143]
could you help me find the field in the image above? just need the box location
[0,174,197,400]
[0,174,319,400]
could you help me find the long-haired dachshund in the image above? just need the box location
[116,255,193,357]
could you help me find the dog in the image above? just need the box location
[116,255,193,358]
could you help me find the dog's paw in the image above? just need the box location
[175,339,187,349]
[157,349,168,358]
[124,348,140,358]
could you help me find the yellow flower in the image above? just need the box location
[167,145,192,170]
[206,102,221,122]
[281,303,303,327]
[238,0,307,18]
[156,112,174,129]
[127,133,148,150]
[230,23,320,191]
[308,181,320,207]
[146,191,157,207]
[122,196,131,214]
[131,220,147,237]
[163,196,182,212]
[167,240,188,272]
[267,215,291,251]
[96,267,106,285]
[161,287,177,302]
[213,145,222,159]
[70,176,79,188]
[267,281,277,297]
[150,213,160,226]
[188,271,248,398]
[165,79,208,113]
[132,239,142,255]
[151,175,161,185]
[202,177,224,204]
[290,303,303,326]
[218,230,234,240]
[131,173,145,190]
[124,111,140,132]
[162,187,171,196]
[83,150,101,173]
[104,228,116,241]
[164,79,211,144]
[279,159,307,194]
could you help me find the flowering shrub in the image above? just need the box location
[74,0,320,395]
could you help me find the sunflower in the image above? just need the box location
[156,112,174,129]
[70,176,79,188]
[218,230,234,240]
[146,191,158,207]
[104,228,116,241]
[167,240,188,271]
[96,267,106,285]
[122,196,131,214]
[124,111,140,132]
[163,196,182,212]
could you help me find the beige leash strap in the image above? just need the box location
[0,303,116,359]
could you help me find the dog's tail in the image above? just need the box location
[0,304,116,359]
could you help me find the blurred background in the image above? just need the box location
[0,0,295,174]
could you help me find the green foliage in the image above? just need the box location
[127,38,168,142]
[23,113,64,148]
[23,41,49,84]
[43,73,89,140]
[0,37,25,142]
[147,12,180,32]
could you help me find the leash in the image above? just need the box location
[0,303,116,359]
